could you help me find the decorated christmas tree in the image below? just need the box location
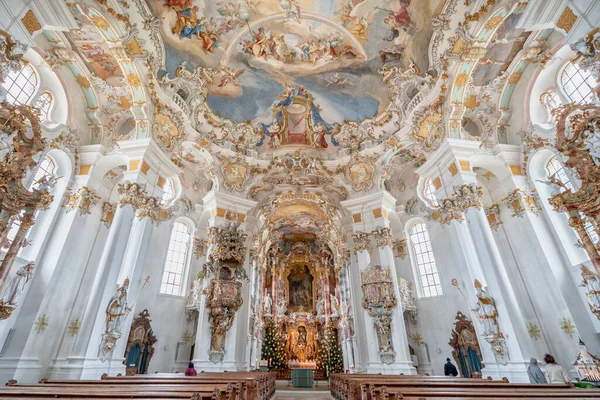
[261,320,287,370]
[316,323,344,376]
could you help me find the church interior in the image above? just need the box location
[1,0,600,398]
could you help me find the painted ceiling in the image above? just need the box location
[35,0,568,245]
[147,0,444,153]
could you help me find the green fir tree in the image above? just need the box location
[316,323,344,377]
[261,320,287,370]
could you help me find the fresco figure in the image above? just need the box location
[172,7,204,39]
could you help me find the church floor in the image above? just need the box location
[274,381,334,399]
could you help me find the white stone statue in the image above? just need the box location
[471,280,499,337]
[276,297,287,318]
[105,279,131,334]
[330,294,340,316]
[264,293,273,315]
[584,118,600,166]
[316,298,325,317]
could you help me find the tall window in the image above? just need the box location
[423,179,439,207]
[1,64,38,105]
[29,155,57,190]
[35,92,53,121]
[160,221,191,296]
[408,222,442,297]
[560,62,598,104]
[546,156,599,245]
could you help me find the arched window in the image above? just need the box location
[408,221,442,298]
[546,156,574,192]
[546,156,599,245]
[423,179,439,208]
[29,155,57,190]
[160,221,192,296]
[1,64,38,105]
[160,178,175,205]
[560,62,598,104]
[35,91,53,121]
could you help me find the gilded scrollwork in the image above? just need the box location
[580,265,600,320]
[392,239,408,259]
[62,186,102,216]
[502,188,541,218]
[193,237,208,259]
[352,231,372,253]
[372,226,393,248]
[341,154,378,192]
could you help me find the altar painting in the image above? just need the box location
[287,264,314,311]
[146,0,445,152]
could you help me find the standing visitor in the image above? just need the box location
[527,358,547,383]
[444,358,459,377]
[543,354,570,384]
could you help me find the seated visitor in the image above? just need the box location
[185,362,197,376]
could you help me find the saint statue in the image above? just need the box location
[330,294,340,316]
[264,293,273,315]
[277,297,287,318]
[316,298,325,317]
[471,280,499,337]
[105,278,131,335]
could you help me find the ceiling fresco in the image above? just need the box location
[147,0,444,152]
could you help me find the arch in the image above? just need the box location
[222,12,368,66]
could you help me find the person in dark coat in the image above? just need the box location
[444,358,459,376]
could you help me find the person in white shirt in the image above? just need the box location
[543,354,570,384]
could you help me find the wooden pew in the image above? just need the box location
[330,373,600,400]
[0,371,277,400]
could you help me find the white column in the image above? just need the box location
[376,240,416,375]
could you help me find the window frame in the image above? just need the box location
[423,179,440,208]
[1,64,39,105]
[559,61,598,105]
[159,219,193,297]
[34,91,54,122]
[28,155,57,191]
[407,220,443,299]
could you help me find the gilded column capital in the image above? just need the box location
[453,184,484,210]
[116,181,148,208]
[502,188,541,218]
[135,196,172,225]
[435,198,465,224]
[372,226,393,248]
[352,231,371,253]
[62,186,101,216]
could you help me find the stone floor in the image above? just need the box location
[274,381,334,400]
